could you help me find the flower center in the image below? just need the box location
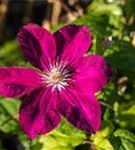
[47,68,63,84]
[41,63,72,91]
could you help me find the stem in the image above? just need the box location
[100,101,113,110]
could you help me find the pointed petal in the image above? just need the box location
[58,87,101,133]
[19,87,61,139]
[75,54,112,94]
[18,23,56,70]
[54,24,92,63]
[0,67,42,98]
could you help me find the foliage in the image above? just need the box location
[0,0,135,149]
[39,118,86,150]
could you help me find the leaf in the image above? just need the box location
[18,133,42,150]
[91,121,114,150]
[104,40,135,69]
[114,129,135,143]
[39,118,86,150]
[0,40,24,66]
[73,0,123,54]
[121,138,135,150]
[114,129,135,150]
[125,0,135,18]
[0,97,20,133]
[114,101,135,129]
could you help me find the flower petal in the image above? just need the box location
[54,24,92,63]
[18,23,56,70]
[75,54,112,94]
[58,87,101,133]
[0,67,41,98]
[19,87,61,139]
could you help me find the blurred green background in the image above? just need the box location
[0,0,135,150]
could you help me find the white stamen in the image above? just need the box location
[41,62,72,91]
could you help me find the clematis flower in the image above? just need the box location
[0,23,111,139]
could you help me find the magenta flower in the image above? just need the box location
[0,23,111,139]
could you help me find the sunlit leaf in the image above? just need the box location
[91,121,114,150]
[39,118,86,150]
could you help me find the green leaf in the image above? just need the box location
[114,101,135,129]
[104,40,135,69]
[91,121,114,150]
[73,0,123,54]
[0,97,20,133]
[121,138,135,150]
[18,133,42,150]
[114,129,135,143]
[0,40,24,66]
[114,129,135,150]
[125,0,135,19]
[39,118,86,150]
